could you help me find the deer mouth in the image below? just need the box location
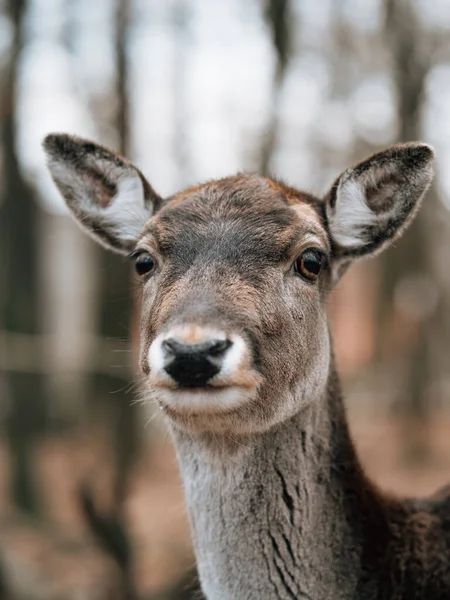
[152,385,258,415]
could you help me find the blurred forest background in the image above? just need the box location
[1,0,450,598]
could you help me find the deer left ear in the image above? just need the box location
[43,133,161,255]
[325,143,434,265]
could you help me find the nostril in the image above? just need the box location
[206,338,232,356]
[162,338,182,356]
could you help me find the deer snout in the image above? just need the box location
[147,326,263,413]
[162,337,232,388]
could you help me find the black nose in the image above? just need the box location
[162,338,232,388]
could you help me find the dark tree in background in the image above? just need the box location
[0,0,46,515]
[81,1,138,598]
[260,0,292,175]
[380,0,443,461]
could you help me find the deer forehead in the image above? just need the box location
[138,174,327,256]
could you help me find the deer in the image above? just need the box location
[43,133,450,600]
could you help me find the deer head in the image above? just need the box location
[43,135,434,435]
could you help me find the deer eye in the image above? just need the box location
[294,249,324,282]
[131,251,156,277]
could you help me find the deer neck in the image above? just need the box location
[171,363,386,600]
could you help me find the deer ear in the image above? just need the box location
[325,143,434,266]
[43,134,160,254]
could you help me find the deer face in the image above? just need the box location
[134,176,333,434]
[44,135,434,435]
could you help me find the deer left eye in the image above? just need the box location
[294,249,324,282]
[131,251,156,277]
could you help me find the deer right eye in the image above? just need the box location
[132,252,156,277]
[294,249,324,283]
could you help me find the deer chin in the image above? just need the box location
[152,386,264,436]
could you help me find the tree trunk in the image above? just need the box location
[380,0,439,462]
[260,0,292,175]
[82,2,137,598]
[0,0,46,514]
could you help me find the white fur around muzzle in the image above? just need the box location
[147,328,256,413]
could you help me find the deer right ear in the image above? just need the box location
[324,143,434,271]
[43,134,160,255]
